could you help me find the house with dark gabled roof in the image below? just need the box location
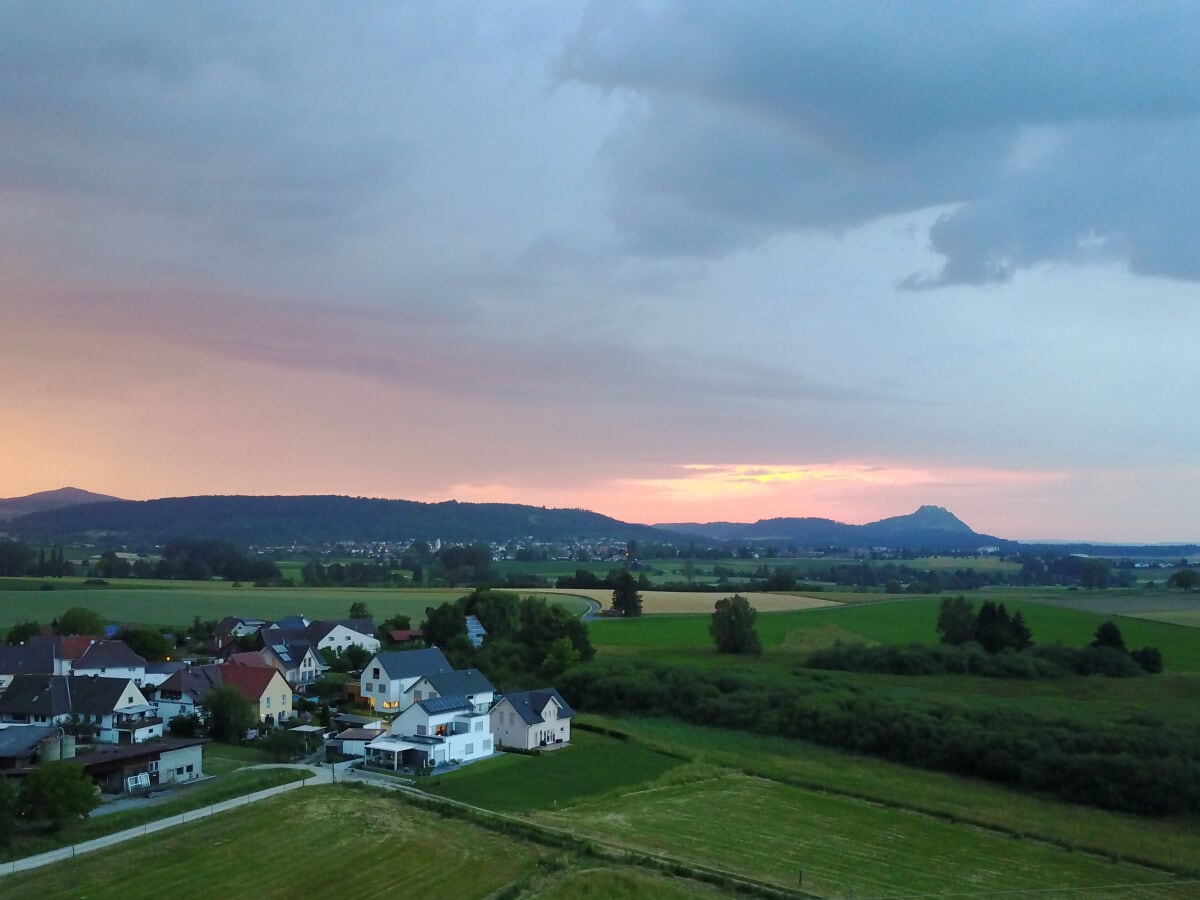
[490,688,575,750]
[258,640,324,687]
[213,616,266,650]
[360,648,452,714]
[72,640,148,685]
[152,664,223,723]
[411,669,495,714]
[306,619,380,656]
[0,637,66,691]
[0,674,161,744]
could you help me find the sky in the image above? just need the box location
[2,1,1199,543]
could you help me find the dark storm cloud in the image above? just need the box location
[559,1,1200,283]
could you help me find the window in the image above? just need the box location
[417,724,427,736]
[413,690,421,700]
[265,697,272,709]
[148,761,159,772]
[372,667,380,679]
[186,764,194,773]
[483,739,492,751]
[176,767,184,776]
[465,743,474,755]
[474,720,483,732]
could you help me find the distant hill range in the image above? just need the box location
[0,486,123,522]
[5,491,1192,555]
[657,505,1017,553]
[4,491,1018,552]
[3,493,682,547]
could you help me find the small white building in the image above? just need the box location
[490,688,574,751]
[309,621,381,656]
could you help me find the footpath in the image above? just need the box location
[0,762,355,877]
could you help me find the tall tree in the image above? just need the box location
[935,595,976,645]
[348,601,372,619]
[1091,620,1127,653]
[611,570,642,617]
[200,684,256,742]
[5,621,42,645]
[115,627,172,661]
[710,594,762,656]
[1167,569,1199,592]
[53,607,106,636]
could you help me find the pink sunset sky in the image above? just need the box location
[3,3,1200,543]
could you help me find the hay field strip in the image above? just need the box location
[533,587,839,614]
[1124,610,1200,628]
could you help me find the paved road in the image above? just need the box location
[0,762,355,878]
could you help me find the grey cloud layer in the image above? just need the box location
[559,1,1200,283]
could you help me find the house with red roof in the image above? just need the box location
[217,664,293,726]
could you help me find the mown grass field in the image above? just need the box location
[3,786,543,897]
[3,786,723,899]
[0,579,590,629]
[421,729,685,812]
[536,773,1198,898]
[0,766,308,864]
[579,714,1200,876]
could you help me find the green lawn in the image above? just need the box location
[536,774,1199,898]
[420,729,685,812]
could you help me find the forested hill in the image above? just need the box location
[5,495,685,546]
[657,505,1018,553]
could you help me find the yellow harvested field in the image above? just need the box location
[533,588,840,614]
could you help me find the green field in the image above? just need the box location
[421,729,686,812]
[579,714,1200,876]
[536,773,1197,898]
[588,593,1200,673]
[0,579,590,629]
[2,786,722,898]
[0,766,308,864]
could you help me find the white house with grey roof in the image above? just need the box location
[71,640,148,686]
[490,688,574,750]
[359,648,453,714]
[366,693,494,770]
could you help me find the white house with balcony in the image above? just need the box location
[365,694,494,771]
